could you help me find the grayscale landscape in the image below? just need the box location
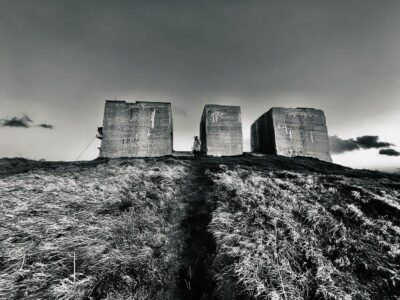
[1,1,400,299]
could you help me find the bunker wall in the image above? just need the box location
[200,105,243,156]
[99,101,173,158]
[251,107,332,162]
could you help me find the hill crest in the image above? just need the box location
[1,156,399,299]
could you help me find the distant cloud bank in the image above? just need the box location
[330,135,397,157]
[329,136,359,153]
[379,148,400,157]
[354,136,394,149]
[1,115,33,128]
[1,115,53,129]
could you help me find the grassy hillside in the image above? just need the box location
[0,156,399,299]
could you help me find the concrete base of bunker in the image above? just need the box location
[177,165,217,299]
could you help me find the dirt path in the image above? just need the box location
[176,160,217,299]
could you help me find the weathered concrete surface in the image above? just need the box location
[200,105,243,156]
[99,100,173,158]
[251,107,332,162]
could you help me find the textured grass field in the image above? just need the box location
[0,158,193,299]
[209,167,400,299]
[0,156,399,299]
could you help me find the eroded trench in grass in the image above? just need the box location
[176,161,218,300]
[103,159,221,299]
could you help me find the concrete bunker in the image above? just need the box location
[98,100,173,158]
[200,104,243,156]
[251,107,332,162]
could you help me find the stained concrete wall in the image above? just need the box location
[251,107,332,162]
[99,100,173,158]
[200,105,243,156]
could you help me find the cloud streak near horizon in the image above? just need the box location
[1,115,53,129]
[37,123,54,129]
[329,135,394,154]
[1,115,33,128]
[379,148,400,157]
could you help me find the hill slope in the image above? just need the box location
[0,156,399,299]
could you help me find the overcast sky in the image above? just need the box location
[1,0,399,170]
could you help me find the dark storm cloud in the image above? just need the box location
[0,115,53,129]
[379,149,400,156]
[330,135,394,154]
[355,136,393,149]
[1,115,33,128]
[329,136,359,154]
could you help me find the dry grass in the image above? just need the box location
[0,159,191,299]
[209,167,400,299]
[1,156,400,299]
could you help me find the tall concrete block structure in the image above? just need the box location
[251,107,332,162]
[98,100,173,158]
[200,104,243,156]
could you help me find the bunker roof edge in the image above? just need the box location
[105,100,171,104]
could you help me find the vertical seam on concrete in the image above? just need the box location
[150,108,156,129]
